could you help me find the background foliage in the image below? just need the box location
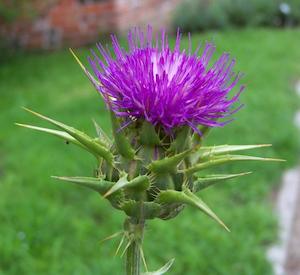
[0,0,58,22]
[173,0,300,32]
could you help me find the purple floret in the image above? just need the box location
[88,26,244,133]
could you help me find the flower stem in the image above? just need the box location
[126,237,141,275]
[125,218,145,275]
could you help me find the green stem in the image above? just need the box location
[125,218,145,275]
[126,237,141,275]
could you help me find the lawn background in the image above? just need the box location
[1,28,300,274]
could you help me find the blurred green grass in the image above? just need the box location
[1,28,300,275]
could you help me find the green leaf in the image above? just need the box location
[104,174,150,198]
[104,173,128,198]
[194,172,251,192]
[15,123,87,148]
[155,187,229,231]
[142,258,175,275]
[148,149,192,173]
[168,126,190,153]
[140,121,160,146]
[52,176,125,209]
[92,119,112,148]
[110,111,135,160]
[51,176,114,194]
[191,144,272,163]
[184,154,285,174]
[23,108,114,164]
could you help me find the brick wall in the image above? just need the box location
[1,0,182,50]
[115,0,182,32]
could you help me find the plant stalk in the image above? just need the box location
[125,218,145,275]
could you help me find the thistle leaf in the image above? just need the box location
[110,111,135,160]
[142,258,175,275]
[168,126,190,153]
[52,176,113,194]
[140,121,160,146]
[104,174,150,198]
[148,149,192,173]
[194,172,252,192]
[156,188,229,231]
[104,173,128,198]
[191,144,271,164]
[15,123,87,148]
[92,119,112,148]
[185,154,285,175]
[23,108,114,163]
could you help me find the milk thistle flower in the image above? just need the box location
[88,26,243,133]
[17,26,283,275]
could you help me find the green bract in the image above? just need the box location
[16,107,283,272]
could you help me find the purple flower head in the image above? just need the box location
[88,26,244,133]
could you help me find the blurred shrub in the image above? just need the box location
[0,0,58,23]
[285,0,300,26]
[173,0,300,32]
[173,0,229,31]
[0,2,19,22]
[223,0,279,27]
[248,0,279,26]
[223,0,255,27]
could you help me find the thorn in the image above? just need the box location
[149,186,161,198]
[121,240,132,257]
[268,158,286,162]
[139,244,148,271]
[103,190,113,198]
[69,48,101,87]
[100,231,123,244]
[115,234,125,256]
[182,179,189,189]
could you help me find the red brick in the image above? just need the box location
[1,0,184,50]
